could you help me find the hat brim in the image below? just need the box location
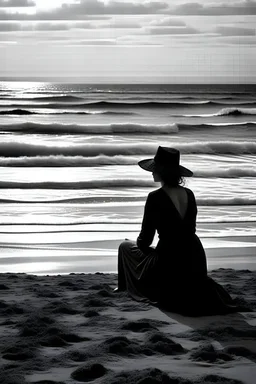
[138,158,193,177]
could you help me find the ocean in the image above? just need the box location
[0,82,255,274]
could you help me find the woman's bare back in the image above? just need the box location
[162,186,188,219]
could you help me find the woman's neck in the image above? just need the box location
[162,183,180,190]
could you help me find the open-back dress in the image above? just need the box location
[118,187,238,316]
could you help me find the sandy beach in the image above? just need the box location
[1,268,256,384]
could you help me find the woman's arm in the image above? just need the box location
[136,193,156,254]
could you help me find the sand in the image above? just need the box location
[0,269,256,384]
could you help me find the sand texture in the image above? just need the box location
[0,269,256,384]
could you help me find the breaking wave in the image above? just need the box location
[217,107,256,116]
[0,155,137,167]
[2,121,256,136]
[0,122,178,135]
[0,109,136,116]
[0,109,35,115]
[2,100,256,110]
[195,168,256,178]
[1,141,256,158]
[175,108,256,118]
[0,217,255,225]
[1,95,83,102]
[0,156,256,179]
[179,122,256,130]
[0,179,154,189]
[0,194,255,207]
[0,175,255,198]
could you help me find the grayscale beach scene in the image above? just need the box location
[0,1,255,383]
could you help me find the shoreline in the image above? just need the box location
[1,236,255,275]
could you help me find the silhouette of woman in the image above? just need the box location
[117,146,239,316]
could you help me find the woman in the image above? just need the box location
[117,146,239,316]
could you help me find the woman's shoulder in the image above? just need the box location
[184,187,197,206]
[148,188,163,198]
[145,188,162,205]
[184,186,193,194]
[148,187,195,199]
[184,187,195,196]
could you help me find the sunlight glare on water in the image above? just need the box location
[0,82,45,93]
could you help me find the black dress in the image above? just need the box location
[118,187,238,316]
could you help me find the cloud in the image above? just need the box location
[0,0,35,7]
[0,8,124,21]
[117,34,163,46]
[60,39,117,46]
[0,32,65,40]
[57,0,169,15]
[57,36,163,47]
[0,21,96,32]
[36,22,95,31]
[148,26,200,35]
[0,21,21,30]
[35,23,70,31]
[0,10,111,19]
[171,1,256,16]
[0,0,169,20]
[0,40,17,44]
[101,21,142,29]
[26,0,169,20]
[28,35,68,41]
[149,17,186,27]
[216,26,256,36]
[1,0,256,19]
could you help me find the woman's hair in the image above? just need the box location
[156,167,185,187]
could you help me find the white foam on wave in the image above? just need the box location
[195,167,256,178]
[178,108,256,118]
[0,155,137,167]
[0,178,255,206]
[0,215,255,226]
[217,107,256,116]
[0,156,255,178]
[197,197,256,206]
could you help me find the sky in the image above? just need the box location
[0,0,256,83]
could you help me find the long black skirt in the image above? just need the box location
[117,240,238,316]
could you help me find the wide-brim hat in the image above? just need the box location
[138,146,193,177]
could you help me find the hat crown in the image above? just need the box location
[137,146,193,177]
[154,147,180,169]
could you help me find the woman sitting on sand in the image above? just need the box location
[116,146,239,316]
